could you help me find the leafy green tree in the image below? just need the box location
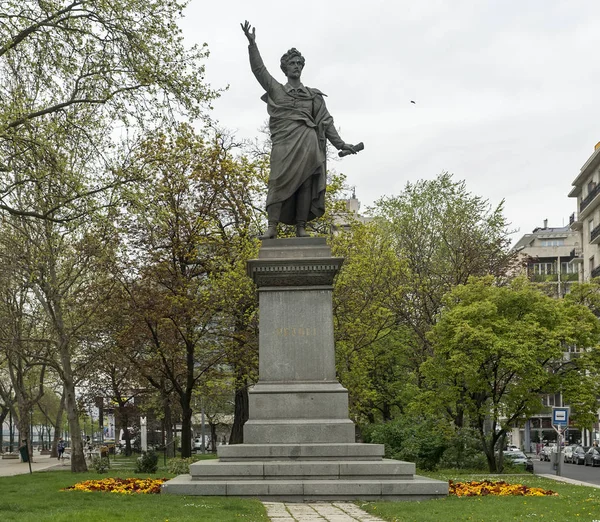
[116,125,264,456]
[561,280,600,430]
[0,0,217,471]
[0,0,216,220]
[331,173,515,424]
[423,276,600,472]
[373,172,516,378]
[331,220,407,422]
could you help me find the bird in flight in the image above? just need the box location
[410,100,416,104]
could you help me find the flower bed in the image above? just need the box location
[62,477,167,494]
[449,480,557,497]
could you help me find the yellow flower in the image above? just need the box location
[62,477,168,494]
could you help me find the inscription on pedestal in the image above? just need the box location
[276,327,318,337]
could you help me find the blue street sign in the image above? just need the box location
[552,407,569,427]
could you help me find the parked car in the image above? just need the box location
[503,450,534,472]
[540,444,556,461]
[193,436,212,452]
[572,445,589,465]
[563,445,575,463]
[585,447,600,467]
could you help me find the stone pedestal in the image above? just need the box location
[162,238,448,501]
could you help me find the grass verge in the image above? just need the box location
[0,470,267,522]
[361,472,600,522]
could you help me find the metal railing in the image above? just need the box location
[592,223,600,243]
[580,183,600,213]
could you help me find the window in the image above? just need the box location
[540,239,564,247]
[542,394,563,407]
[590,256,595,275]
[590,219,595,234]
[560,262,577,274]
[533,262,555,275]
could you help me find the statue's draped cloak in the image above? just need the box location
[249,44,344,225]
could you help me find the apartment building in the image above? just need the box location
[512,221,581,298]
[511,222,583,448]
[569,141,600,279]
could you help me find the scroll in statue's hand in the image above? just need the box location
[338,142,364,157]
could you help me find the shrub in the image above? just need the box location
[135,450,158,473]
[363,415,450,471]
[438,428,488,471]
[167,457,194,475]
[91,456,110,473]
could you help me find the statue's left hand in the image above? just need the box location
[338,142,364,157]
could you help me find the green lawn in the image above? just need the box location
[5,465,600,521]
[361,472,600,522]
[0,469,267,522]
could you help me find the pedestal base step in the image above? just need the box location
[162,475,448,501]
[189,458,415,480]
[218,443,385,461]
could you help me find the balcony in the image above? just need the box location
[531,273,579,283]
[592,265,600,279]
[592,223,600,244]
[570,247,583,264]
[580,183,600,214]
[570,212,582,230]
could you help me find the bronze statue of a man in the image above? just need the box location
[241,21,361,239]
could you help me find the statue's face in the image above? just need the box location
[285,57,303,80]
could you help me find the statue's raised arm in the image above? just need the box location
[240,22,363,240]
[241,20,277,94]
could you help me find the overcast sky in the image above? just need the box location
[179,0,600,244]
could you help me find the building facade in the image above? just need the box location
[512,221,581,298]
[511,222,583,448]
[569,141,600,280]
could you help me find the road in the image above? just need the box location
[534,456,600,485]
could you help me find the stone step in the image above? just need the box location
[189,458,415,480]
[244,418,355,444]
[218,443,385,461]
[162,475,449,501]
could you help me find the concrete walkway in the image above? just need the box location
[0,452,65,476]
[536,473,600,489]
[264,502,385,522]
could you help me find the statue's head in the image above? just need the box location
[280,48,305,79]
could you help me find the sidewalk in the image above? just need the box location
[536,473,600,489]
[0,452,65,476]
[264,502,385,522]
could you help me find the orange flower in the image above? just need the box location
[62,477,167,494]
[448,480,557,497]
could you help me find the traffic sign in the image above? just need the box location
[552,407,569,427]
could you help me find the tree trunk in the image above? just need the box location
[163,396,175,458]
[16,399,31,461]
[51,391,66,458]
[60,343,87,472]
[382,401,392,422]
[229,382,249,444]
[209,422,218,453]
[180,397,193,458]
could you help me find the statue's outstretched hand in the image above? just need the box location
[241,20,256,44]
[338,142,364,157]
